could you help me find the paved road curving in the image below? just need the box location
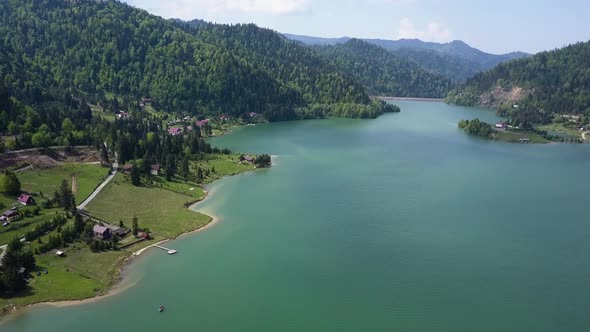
[77,162,118,210]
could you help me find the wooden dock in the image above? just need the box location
[154,244,178,255]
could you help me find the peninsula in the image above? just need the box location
[0,137,270,315]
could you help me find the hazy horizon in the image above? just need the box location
[123,0,590,54]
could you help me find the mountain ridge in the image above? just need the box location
[446,40,590,124]
[285,33,530,80]
[284,33,529,58]
[312,39,454,98]
[0,0,396,122]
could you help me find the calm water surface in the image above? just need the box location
[3,101,590,331]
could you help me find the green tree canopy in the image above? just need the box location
[0,170,21,195]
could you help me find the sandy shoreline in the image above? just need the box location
[1,187,223,319]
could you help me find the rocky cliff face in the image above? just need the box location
[477,86,531,108]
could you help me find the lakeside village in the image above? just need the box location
[458,104,589,144]
[0,97,271,311]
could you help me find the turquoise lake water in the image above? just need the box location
[3,101,590,331]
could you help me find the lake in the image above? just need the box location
[3,101,590,331]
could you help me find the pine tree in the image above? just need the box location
[180,156,190,180]
[100,143,110,165]
[130,164,141,186]
[0,170,21,195]
[132,216,139,236]
[74,212,85,233]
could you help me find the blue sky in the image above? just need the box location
[123,0,590,54]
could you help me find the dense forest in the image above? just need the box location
[286,34,530,82]
[0,0,394,124]
[0,83,95,151]
[390,48,481,81]
[360,39,529,72]
[313,39,454,98]
[446,41,590,120]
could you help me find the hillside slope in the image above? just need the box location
[390,48,480,81]
[445,41,590,118]
[313,39,454,98]
[285,33,530,81]
[0,0,392,121]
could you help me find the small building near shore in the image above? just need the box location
[241,155,255,163]
[93,225,112,240]
[18,194,35,206]
[138,231,150,240]
[495,122,507,129]
[168,127,183,136]
[105,224,129,237]
[519,138,531,143]
[1,209,21,222]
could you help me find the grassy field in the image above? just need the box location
[0,242,130,307]
[0,208,60,245]
[20,163,108,203]
[143,104,164,118]
[492,129,550,144]
[149,177,205,199]
[0,163,106,246]
[192,154,255,184]
[84,173,211,240]
[0,156,256,310]
[537,123,584,139]
[89,104,116,122]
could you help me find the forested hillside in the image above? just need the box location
[446,41,590,119]
[313,39,454,98]
[0,0,393,123]
[390,48,480,81]
[286,34,529,82]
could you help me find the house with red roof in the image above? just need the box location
[150,164,161,176]
[123,163,134,173]
[196,119,209,127]
[117,111,129,120]
[168,127,183,136]
[495,122,507,129]
[18,194,35,206]
[138,231,150,240]
[93,225,112,240]
[241,155,255,163]
[1,209,21,222]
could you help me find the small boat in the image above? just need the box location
[159,306,165,312]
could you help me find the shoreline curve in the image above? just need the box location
[0,184,224,322]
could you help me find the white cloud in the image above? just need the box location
[216,0,312,15]
[372,0,416,4]
[126,0,311,20]
[397,18,451,42]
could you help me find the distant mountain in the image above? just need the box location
[313,39,454,98]
[446,41,590,123]
[283,33,350,46]
[389,48,481,81]
[377,39,529,70]
[285,33,530,80]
